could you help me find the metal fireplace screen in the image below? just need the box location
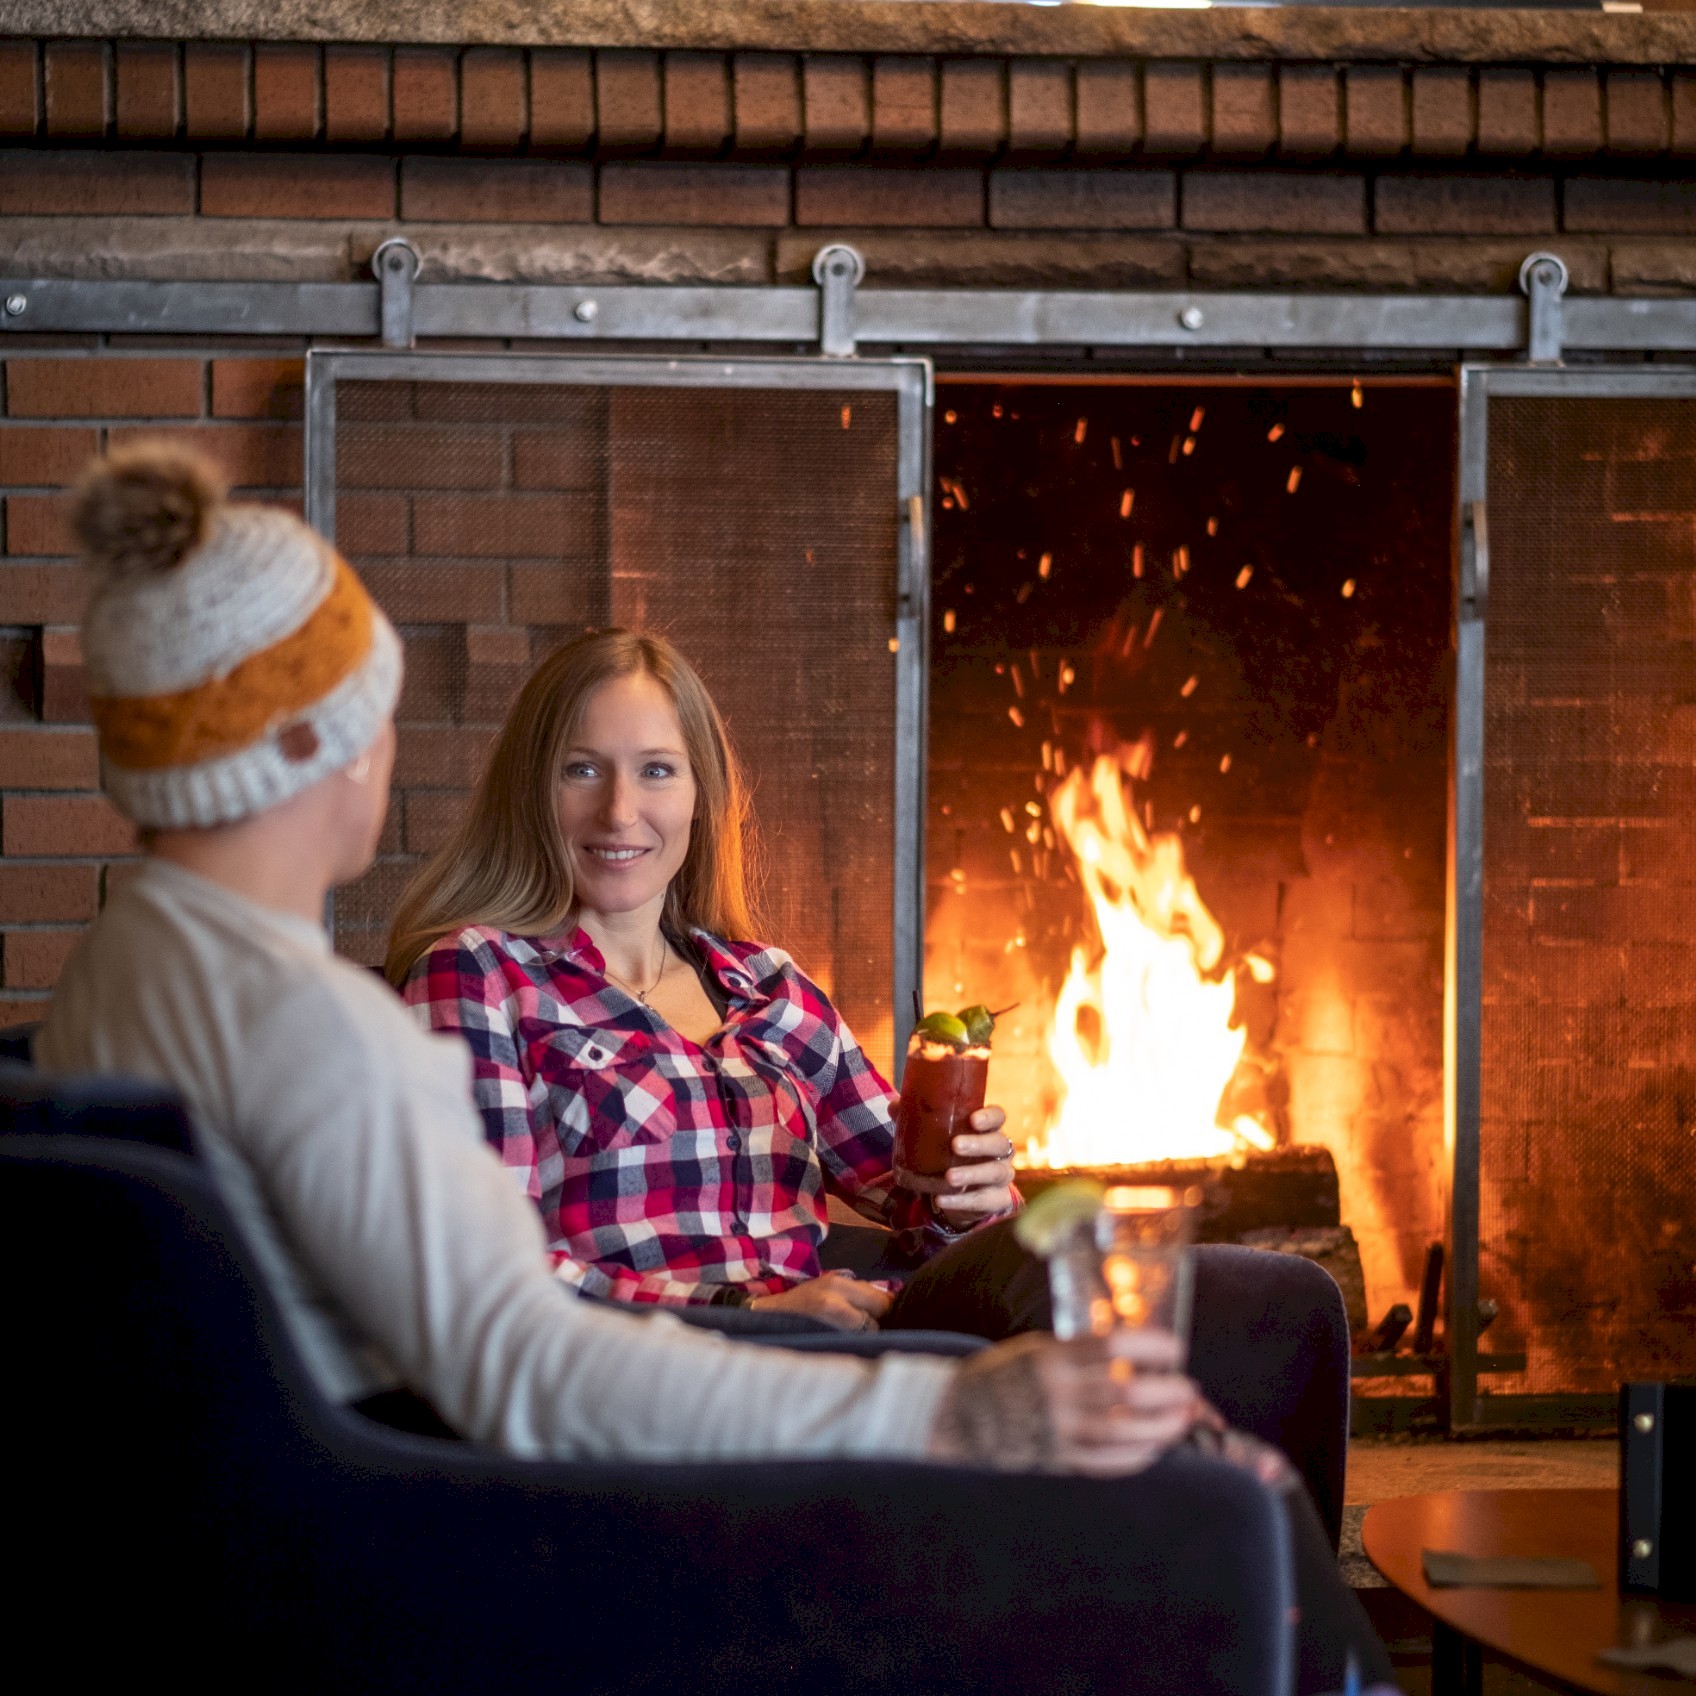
[1481,391,1696,1395]
[309,358,922,1076]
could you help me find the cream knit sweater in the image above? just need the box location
[39,859,953,1462]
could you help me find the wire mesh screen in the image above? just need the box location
[1482,394,1696,1394]
[329,375,903,1075]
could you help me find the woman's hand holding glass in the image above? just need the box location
[890,1092,1018,1223]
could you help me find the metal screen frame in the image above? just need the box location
[304,349,933,1065]
[1452,363,1696,1430]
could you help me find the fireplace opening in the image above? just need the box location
[926,375,1457,1355]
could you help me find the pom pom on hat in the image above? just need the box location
[72,439,226,580]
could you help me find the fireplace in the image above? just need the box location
[924,374,1455,1351]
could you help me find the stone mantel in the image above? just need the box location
[7,0,1696,68]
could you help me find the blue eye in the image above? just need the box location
[642,763,676,780]
[562,761,599,781]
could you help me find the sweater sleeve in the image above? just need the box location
[235,972,953,1463]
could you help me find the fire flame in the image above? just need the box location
[1019,738,1274,1169]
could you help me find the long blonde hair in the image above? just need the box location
[385,630,759,985]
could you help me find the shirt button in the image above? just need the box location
[725,1131,742,1152]
[731,1216,748,1235]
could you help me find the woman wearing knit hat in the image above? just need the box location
[36,440,1203,1474]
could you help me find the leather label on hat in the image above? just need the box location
[278,721,320,763]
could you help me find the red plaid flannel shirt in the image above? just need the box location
[404,924,943,1304]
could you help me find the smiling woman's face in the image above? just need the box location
[556,670,697,924]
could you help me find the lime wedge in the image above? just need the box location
[1013,1178,1107,1257]
[915,1011,970,1048]
[957,1003,995,1046]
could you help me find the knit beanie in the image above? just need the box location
[72,441,402,830]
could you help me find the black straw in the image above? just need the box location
[913,989,924,1024]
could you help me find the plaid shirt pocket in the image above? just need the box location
[541,1025,679,1153]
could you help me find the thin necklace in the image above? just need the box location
[604,942,669,1006]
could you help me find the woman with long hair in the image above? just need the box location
[389,630,1025,1334]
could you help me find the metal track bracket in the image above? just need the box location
[373,236,420,350]
[1520,251,1569,367]
[813,243,865,358]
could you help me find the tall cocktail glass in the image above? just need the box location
[894,1039,990,1191]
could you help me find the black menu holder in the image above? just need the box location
[1620,1382,1696,1600]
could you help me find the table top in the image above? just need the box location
[1362,1489,1696,1696]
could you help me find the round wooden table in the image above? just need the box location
[1363,1489,1696,1696]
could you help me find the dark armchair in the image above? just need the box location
[2,1060,1324,1695]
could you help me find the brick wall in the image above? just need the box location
[0,352,303,1022]
[6,31,1696,1025]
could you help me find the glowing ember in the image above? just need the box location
[1019,739,1274,1169]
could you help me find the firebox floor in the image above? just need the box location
[1340,1437,1620,1696]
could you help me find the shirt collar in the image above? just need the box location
[539,922,756,1001]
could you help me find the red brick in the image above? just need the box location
[803,56,869,156]
[403,790,470,854]
[663,52,730,155]
[106,423,299,491]
[391,46,457,145]
[251,43,320,144]
[1605,70,1668,158]
[599,161,787,225]
[512,429,602,489]
[338,425,503,489]
[5,494,73,556]
[0,863,98,923]
[335,492,409,556]
[324,45,389,144]
[201,153,395,220]
[0,426,97,487]
[211,359,304,422]
[1074,61,1139,157]
[938,59,1004,158]
[0,41,37,138]
[1564,178,1696,235]
[184,43,249,142]
[989,169,1173,231]
[734,53,801,154]
[1672,71,1696,160]
[1542,69,1602,160]
[596,49,662,152]
[0,150,194,217]
[1410,68,1472,159]
[795,164,981,227]
[413,492,598,558]
[530,49,594,152]
[115,42,180,140]
[3,928,79,990]
[1375,174,1555,236]
[362,563,506,623]
[871,56,935,157]
[0,566,82,623]
[1279,66,1340,159]
[39,628,87,725]
[392,726,495,789]
[461,47,526,150]
[1205,63,1271,160]
[43,41,107,139]
[1182,171,1366,235]
[0,727,97,788]
[7,358,202,420]
[1477,69,1538,158]
[1344,66,1407,159]
[465,624,529,666]
[402,157,592,223]
[1007,60,1070,158]
[1143,63,1206,158]
[3,795,137,857]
